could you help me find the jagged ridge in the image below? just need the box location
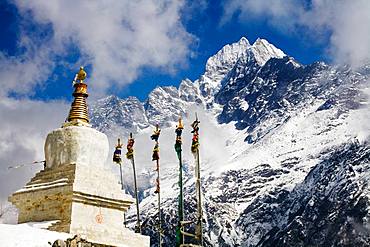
[89,36,370,247]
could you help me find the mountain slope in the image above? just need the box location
[257,142,370,247]
[89,37,370,246]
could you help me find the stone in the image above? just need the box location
[52,239,66,247]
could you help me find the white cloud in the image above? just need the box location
[221,0,303,31]
[0,0,197,218]
[0,0,194,97]
[107,105,232,192]
[347,81,370,143]
[222,0,370,68]
[0,98,68,204]
[0,43,54,98]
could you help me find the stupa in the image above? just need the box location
[9,67,149,246]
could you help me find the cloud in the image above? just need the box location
[221,0,303,30]
[0,46,53,98]
[0,0,196,218]
[347,80,370,144]
[0,0,194,97]
[0,99,232,222]
[0,98,68,205]
[182,0,208,23]
[222,0,370,68]
[108,105,232,193]
[0,0,196,205]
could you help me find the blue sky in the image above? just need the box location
[0,0,323,102]
[0,0,369,205]
[0,0,368,101]
[125,1,329,101]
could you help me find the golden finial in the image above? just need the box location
[63,66,90,127]
[76,66,87,82]
[177,117,184,129]
[117,138,122,148]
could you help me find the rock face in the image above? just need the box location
[9,126,149,247]
[90,80,205,132]
[51,234,115,247]
[255,143,370,247]
[90,95,149,135]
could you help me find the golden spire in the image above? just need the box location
[63,67,90,127]
[177,117,184,129]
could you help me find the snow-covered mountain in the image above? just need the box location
[89,37,370,247]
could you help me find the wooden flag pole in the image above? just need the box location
[175,118,184,246]
[151,125,162,247]
[126,133,141,233]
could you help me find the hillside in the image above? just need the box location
[89,37,370,246]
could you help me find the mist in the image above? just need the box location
[0,98,68,222]
[104,105,233,194]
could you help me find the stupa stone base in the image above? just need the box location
[9,126,149,246]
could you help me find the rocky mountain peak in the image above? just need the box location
[90,94,148,135]
[199,37,287,103]
[204,37,251,88]
[88,34,370,246]
[178,79,204,104]
[251,38,285,66]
